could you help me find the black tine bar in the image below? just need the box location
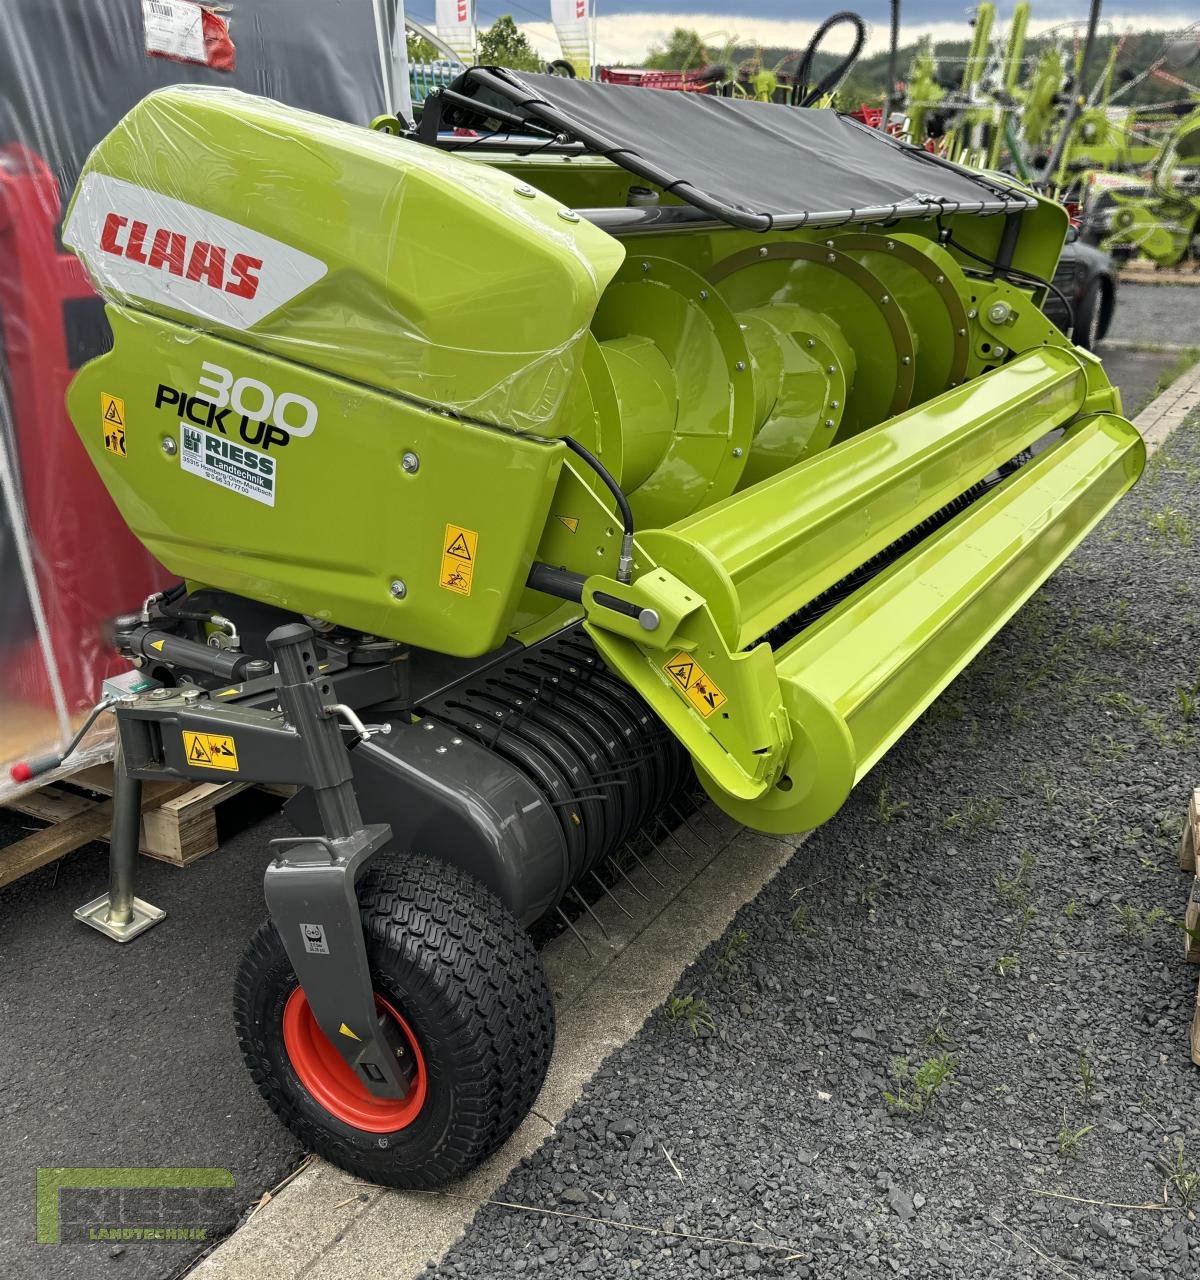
[589,870,634,919]
[670,801,713,852]
[623,842,668,889]
[656,816,691,863]
[569,886,611,940]
[606,855,651,902]
[555,906,593,957]
[640,824,682,875]
[682,790,724,834]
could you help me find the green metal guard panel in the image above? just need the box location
[68,307,564,657]
[707,412,1144,832]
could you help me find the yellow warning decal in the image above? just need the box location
[439,522,478,597]
[101,393,126,458]
[338,1023,360,1041]
[182,730,240,772]
[150,639,165,652]
[663,651,728,718]
[556,515,580,533]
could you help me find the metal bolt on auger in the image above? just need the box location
[161,436,177,456]
[988,302,1012,324]
[389,580,407,600]
[401,451,420,474]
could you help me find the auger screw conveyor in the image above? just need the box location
[26,69,1144,1186]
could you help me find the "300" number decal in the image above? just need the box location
[196,361,318,437]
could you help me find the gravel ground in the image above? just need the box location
[1108,283,1200,349]
[428,411,1200,1279]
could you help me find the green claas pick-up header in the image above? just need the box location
[53,72,1141,1186]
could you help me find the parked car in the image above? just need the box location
[1044,238,1117,351]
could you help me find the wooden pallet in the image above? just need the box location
[1180,788,1200,1067]
[0,765,287,888]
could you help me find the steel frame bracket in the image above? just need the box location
[263,822,413,1097]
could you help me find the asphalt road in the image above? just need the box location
[1097,344,1177,419]
[1108,283,1200,350]
[0,796,300,1280]
[0,300,1192,1279]
[1097,280,1199,418]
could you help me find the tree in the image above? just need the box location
[644,28,708,71]
[477,16,542,71]
[406,31,441,64]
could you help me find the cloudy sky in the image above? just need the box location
[409,2,1195,64]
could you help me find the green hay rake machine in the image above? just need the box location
[1084,106,1200,267]
[38,72,1143,1186]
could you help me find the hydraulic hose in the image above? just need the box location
[563,436,636,583]
[1038,0,1104,189]
[791,12,869,108]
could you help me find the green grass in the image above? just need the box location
[943,796,1003,834]
[788,900,817,938]
[1148,346,1200,400]
[1076,1052,1096,1103]
[1057,1110,1094,1158]
[1168,1142,1200,1209]
[873,781,910,825]
[883,1053,957,1116]
[922,1010,954,1049]
[1145,507,1192,547]
[994,850,1035,909]
[711,928,749,974]
[1113,903,1166,944]
[663,994,716,1038]
[1177,684,1200,723]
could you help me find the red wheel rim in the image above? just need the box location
[282,988,427,1132]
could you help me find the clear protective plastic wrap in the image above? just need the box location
[0,0,401,797]
[64,85,622,433]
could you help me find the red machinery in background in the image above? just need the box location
[598,65,730,92]
[0,143,170,714]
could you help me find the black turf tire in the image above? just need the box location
[233,853,555,1188]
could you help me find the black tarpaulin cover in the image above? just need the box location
[448,70,1036,230]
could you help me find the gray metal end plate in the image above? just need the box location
[74,894,167,943]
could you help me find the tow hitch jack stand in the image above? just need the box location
[74,743,166,942]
